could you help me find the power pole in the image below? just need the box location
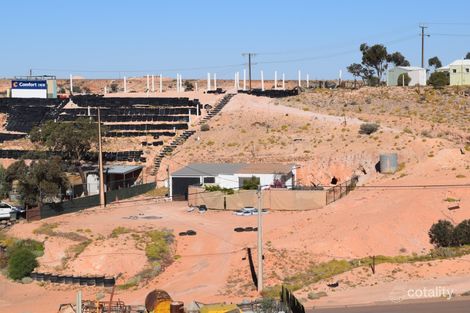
[257,185,263,293]
[98,108,105,208]
[242,53,256,90]
[419,24,429,68]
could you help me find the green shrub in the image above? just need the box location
[144,230,173,262]
[429,220,455,247]
[110,226,132,238]
[428,72,449,88]
[7,248,38,280]
[359,123,379,135]
[241,176,260,190]
[200,124,210,131]
[397,73,411,86]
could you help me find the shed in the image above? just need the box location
[386,66,426,86]
[86,165,143,195]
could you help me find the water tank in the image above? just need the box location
[379,153,398,174]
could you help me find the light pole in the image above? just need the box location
[98,108,105,208]
[257,185,263,293]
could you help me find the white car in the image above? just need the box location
[0,202,23,220]
[234,207,259,216]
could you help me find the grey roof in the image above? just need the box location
[104,165,143,175]
[171,163,295,177]
[171,163,246,177]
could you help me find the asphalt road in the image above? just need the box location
[310,298,470,313]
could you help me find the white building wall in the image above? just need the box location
[11,89,47,98]
[216,174,239,189]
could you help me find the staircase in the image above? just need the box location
[151,93,235,176]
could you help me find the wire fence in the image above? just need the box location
[325,176,358,205]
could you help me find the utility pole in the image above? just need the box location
[257,185,263,293]
[98,108,105,208]
[242,53,256,90]
[419,24,429,68]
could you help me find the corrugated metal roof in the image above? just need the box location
[171,163,294,177]
[104,165,143,175]
[237,163,294,174]
[449,59,470,66]
[395,66,425,71]
[171,163,246,177]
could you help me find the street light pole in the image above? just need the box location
[257,185,263,293]
[98,108,105,208]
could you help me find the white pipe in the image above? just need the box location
[298,70,301,87]
[159,74,163,93]
[282,73,285,90]
[124,76,127,93]
[234,72,237,88]
[146,74,150,91]
[207,73,211,91]
[180,74,183,92]
[197,103,200,117]
[195,81,198,92]
[104,86,107,94]
[243,69,247,91]
[151,75,155,92]
[274,71,277,89]
[214,73,217,90]
[306,74,309,88]
[261,70,264,91]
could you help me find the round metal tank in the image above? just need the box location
[380,153,398,174]
[145,289,172,313]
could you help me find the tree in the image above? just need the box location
[17,158,69,207]
[30,118,100,195]
[453,220,470,246]
[360,43,389,83]
[429,220,455,247]
[397,73,411,86]
[72,85,82,94]
[428,72,449,88]
[387,52,410,66]
[347,63,364,88]
[465,52,470,60]
[428,56,442,70]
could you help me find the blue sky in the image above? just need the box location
[2,0,470,79]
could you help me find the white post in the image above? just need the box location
[257,187,263,292]
[282,73,285,90]
[180,74,183,92]
[195,81,198,92]
[261,70,265,91]
[237,72,240,89]
[159,74,163,93]
[214,73,217,90]
[104,86,107,94]
[124,76,127,93]
[146,74,150,91]
[339,69,342,86]
[69,74,73,94]
[243,69,247,91]
[207,73,211,91]
[76,290,82,313]
[234,72,238,89]
[151,75,155,92]
[298,70,301,87]
[87,106,91,117]
[197,103,200,117]
[306,74,309,88]
[274,71,278,89]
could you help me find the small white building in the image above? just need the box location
[170,163,297,200]
[387,66,427,86]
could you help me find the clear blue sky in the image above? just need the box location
[2,0,470,79]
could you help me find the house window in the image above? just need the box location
[452,69,457,73]
[203,176,215,184]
